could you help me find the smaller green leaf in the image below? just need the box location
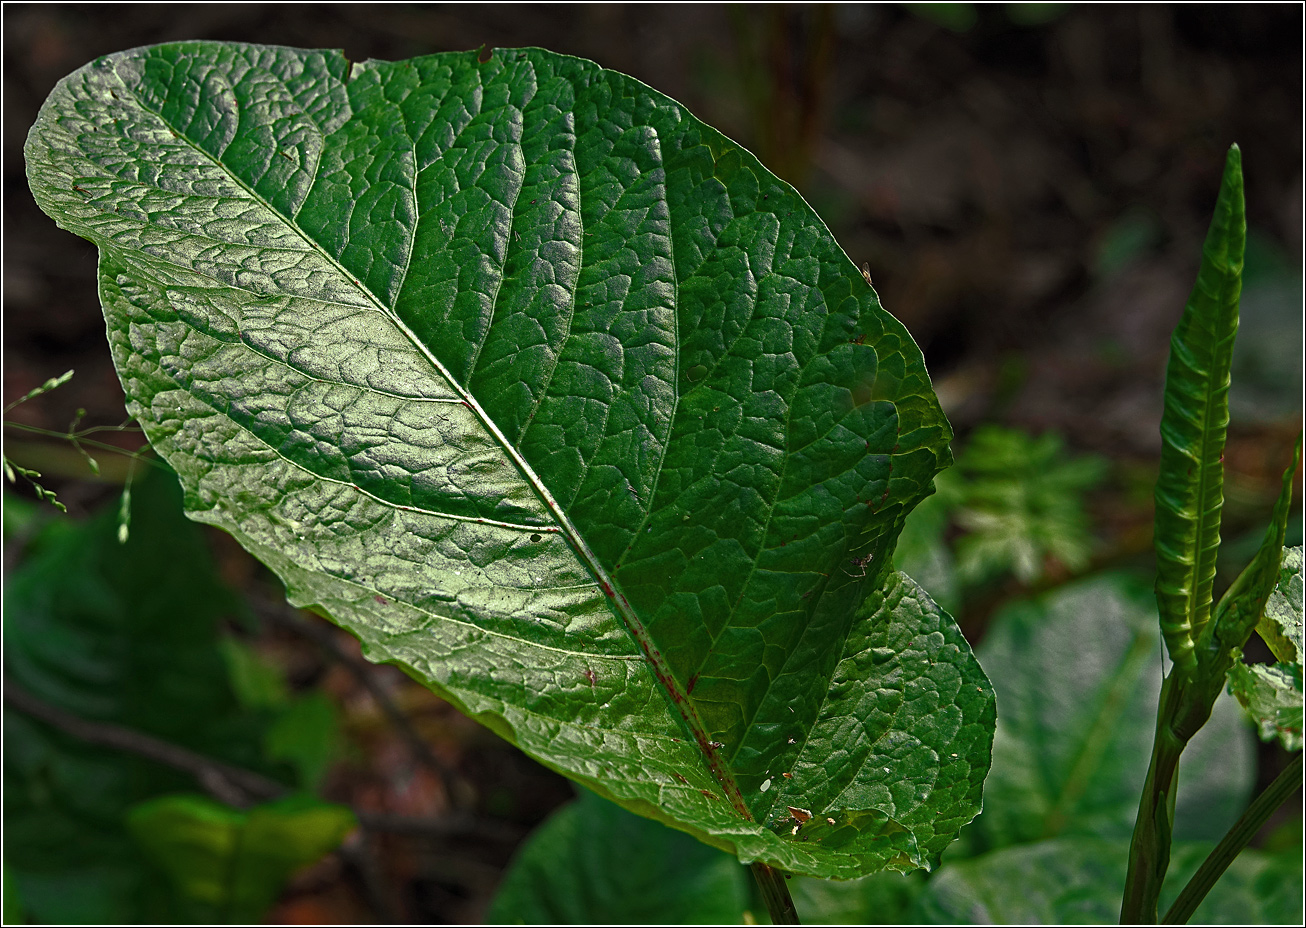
[1226,662,1303,751]
[1258,545,1303,664]
[126,794,355,924]
[2,863,24,926]
[1206,436,1301,668]
[789,870,926,925]
[1153,145,1246,675]
[3,470,281,924]
[486,790,750,925]
[970,573,1253,851]
[218,637,291,713]
[263,692,341,791]
[913,837,1302,925]
[950,427,1104,586]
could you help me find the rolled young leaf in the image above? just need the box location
[25,42,994,878]
[1153,145,1245,675]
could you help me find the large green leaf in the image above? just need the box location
[25,41,991,877]
[1153,145,1245,675]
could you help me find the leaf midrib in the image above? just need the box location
[115,53,754,821]
[1177,228,1239,646]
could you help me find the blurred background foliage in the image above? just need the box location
[3,2,1301,923]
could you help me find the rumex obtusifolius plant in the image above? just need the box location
[1120,144,1303,925]
[24,40,996,895]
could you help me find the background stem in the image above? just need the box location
[1162,751,1303,924]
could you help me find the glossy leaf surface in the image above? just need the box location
[26,41,991,877]
[1153,145,1245,674]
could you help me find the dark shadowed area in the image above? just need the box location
[4,3,1301,923]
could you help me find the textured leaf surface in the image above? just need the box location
[1258,544,1303,665]
[969,573,1253,851]
[26,41,991,877]
[1226,662,1303,751]
[1153,145,1245,674]
[1227,542,1304,751]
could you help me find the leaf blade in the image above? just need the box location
[1153,144,1246,674]
[1258,544,1303,665]
[27,41,986,877]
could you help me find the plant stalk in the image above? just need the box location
[1162,751,1304,924]
[1120,671,1199,924]
[750,861,800,924]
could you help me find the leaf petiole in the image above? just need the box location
[750,861,800,924]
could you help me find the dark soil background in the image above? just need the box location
[4,3,1303,924]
